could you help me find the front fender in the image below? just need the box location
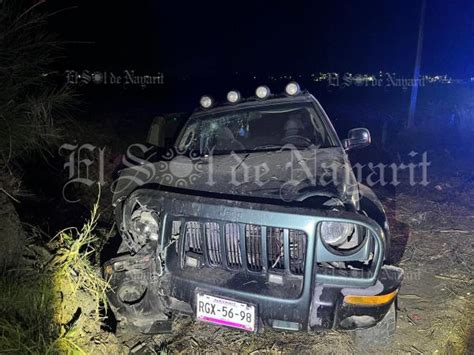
[358,184,391,263]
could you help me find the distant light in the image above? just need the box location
[226,90,241,104]
[200,95,213,109]
[255,85,270,99]
[285,82,301,96]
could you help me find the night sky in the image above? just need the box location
[47,0,474,79]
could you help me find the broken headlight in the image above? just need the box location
[124,204,160,252]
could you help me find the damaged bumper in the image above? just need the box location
[104,190,403,333]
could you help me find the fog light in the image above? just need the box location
[200,95,214,108]
[255,85,270,99]
[285,81,301,96]
[226,90,241,103]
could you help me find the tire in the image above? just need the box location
[352,302,396,350]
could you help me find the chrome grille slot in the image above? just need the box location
[289,230,306,274]
[267,227,285,271]
[171,220,182,236]
[205,222,221,265]
[185,221,202,253]
[172,220,182,255]
[225,223,242,268]
[245,225,262,271]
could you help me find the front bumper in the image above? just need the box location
[105,254,402,333]
[104,190,403,333]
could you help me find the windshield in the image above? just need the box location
[176,102,338,154]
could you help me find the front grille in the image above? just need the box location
[225,223,242,268]
[289,230,306,274]
[185,221,202,253]
[205,222,221,266]
[267,227,284,271]
[175,219,306,275]
[246,225,262,271]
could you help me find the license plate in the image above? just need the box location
[196,293,256,332]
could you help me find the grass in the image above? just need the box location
[0,2,113,353]
[0,271,56,353]
[49,188,110,323]
[0,190,112,354]
[0,1,77,168]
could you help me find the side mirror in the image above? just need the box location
[343,128,371,150]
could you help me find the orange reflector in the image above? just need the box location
[344,289,398,306]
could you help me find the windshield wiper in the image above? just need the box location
[252,144,283,151]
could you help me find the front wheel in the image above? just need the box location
[352,302,396,350]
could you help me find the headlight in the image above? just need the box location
[129,207,160,249]
[320,221,355,247]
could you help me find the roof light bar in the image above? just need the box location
[200,95,214,109]
[255,85,271,99]
[226,90,241,104]
[285,81,301,96]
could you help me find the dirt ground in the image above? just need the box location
[106,173,473,354]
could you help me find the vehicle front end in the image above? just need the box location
[104,188,402,334]
[103,83,403,341]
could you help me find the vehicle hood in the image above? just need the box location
[113,147,358,206]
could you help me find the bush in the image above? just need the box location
[0,194,113,354]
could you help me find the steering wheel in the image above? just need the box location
[280,135,312,146]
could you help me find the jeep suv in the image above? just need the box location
[104,82,403,347]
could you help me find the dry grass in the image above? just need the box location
[0,190,115,354]
[49,188,110,322]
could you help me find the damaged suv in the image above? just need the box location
[104,82,403,347]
